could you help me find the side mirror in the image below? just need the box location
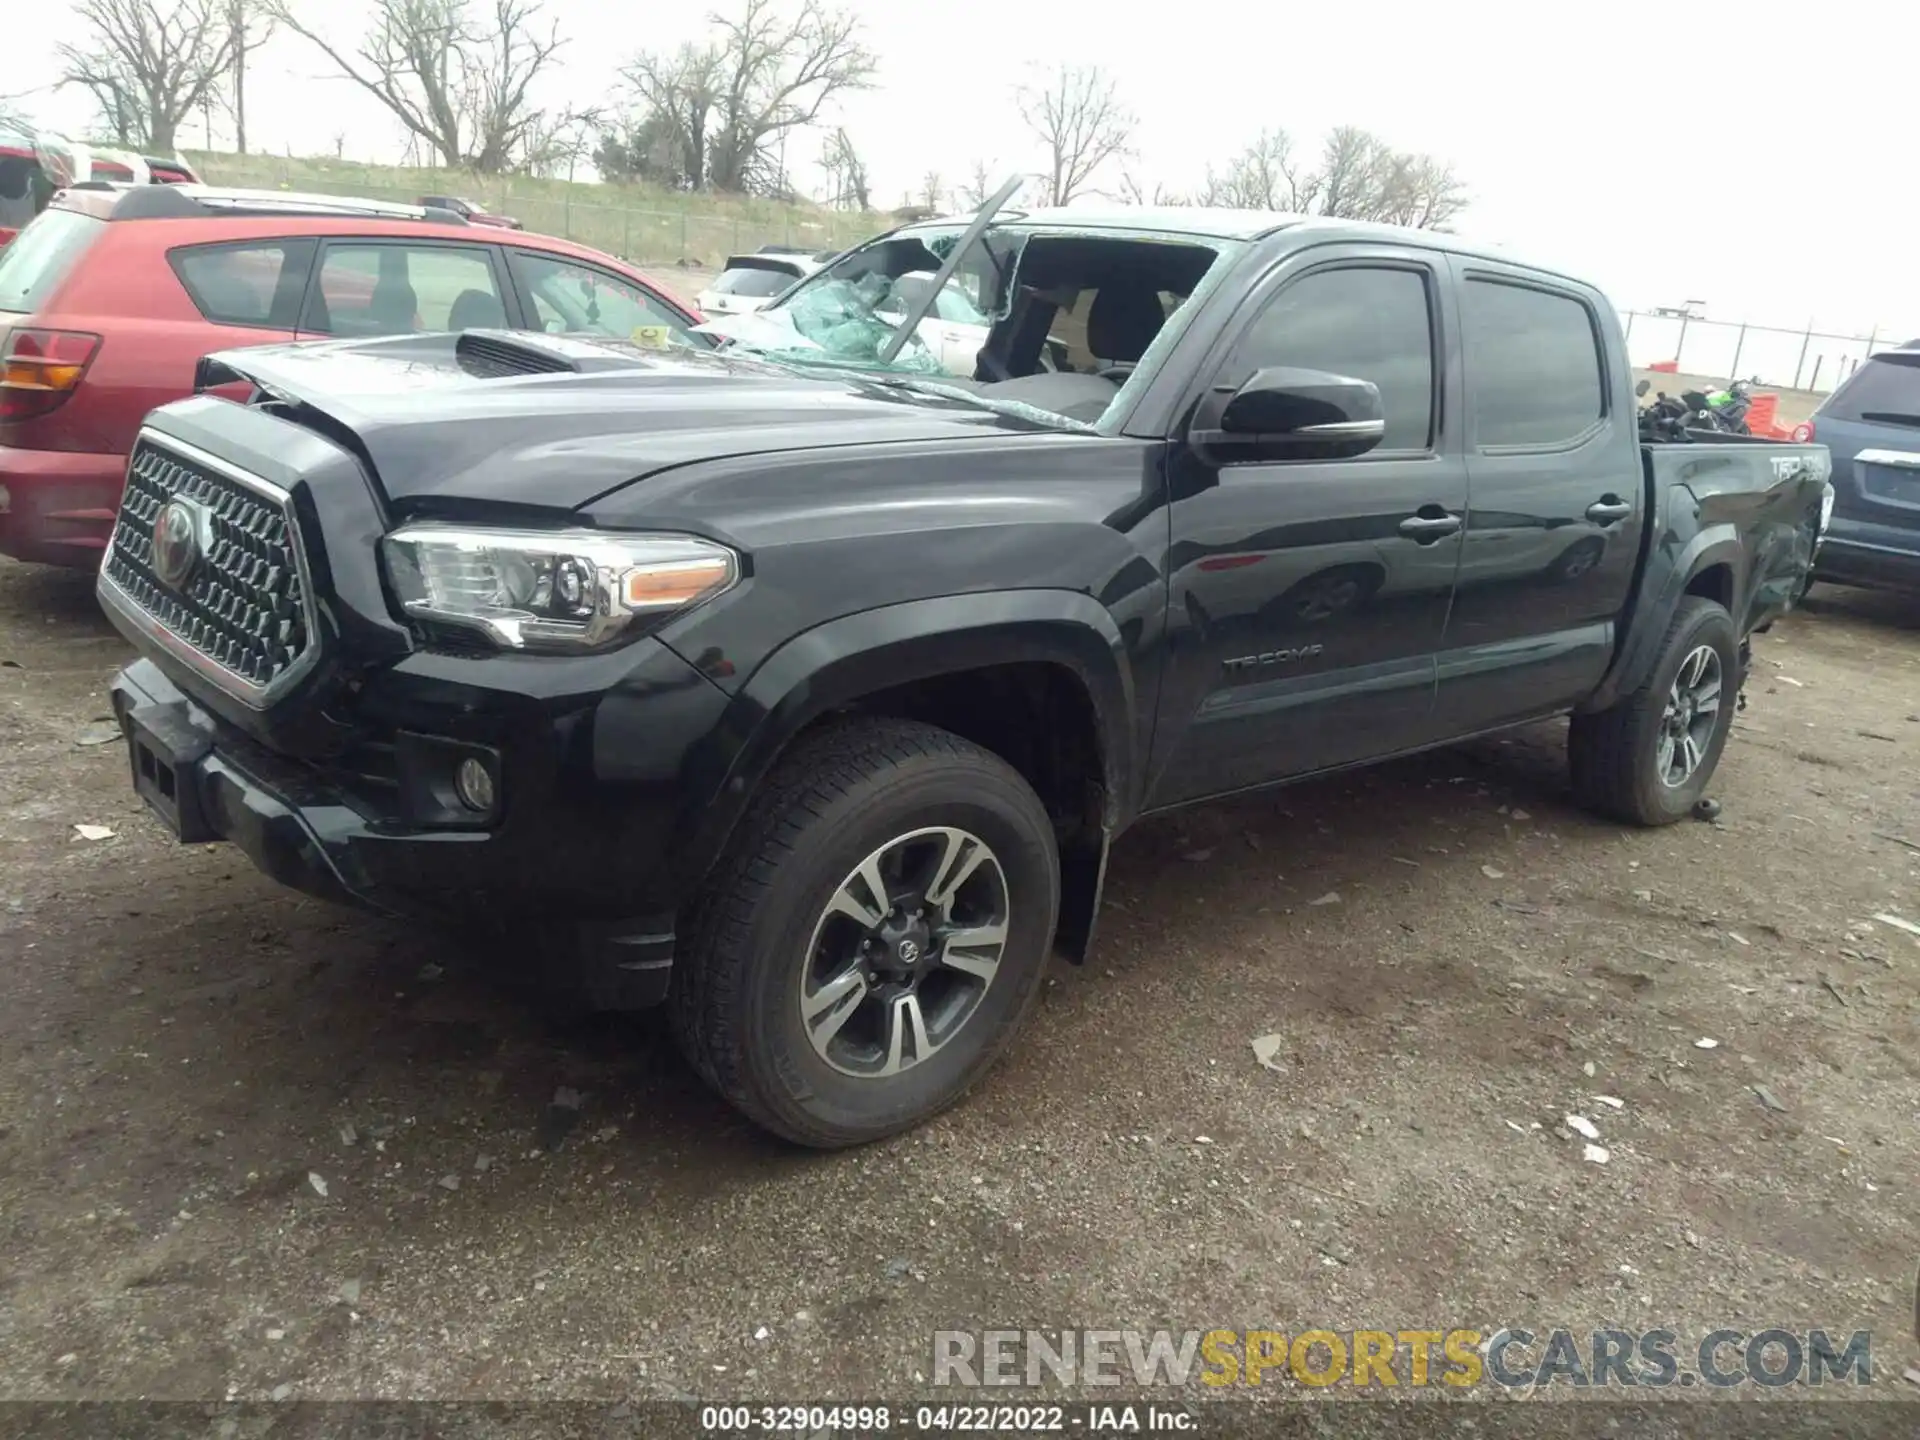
[1193,366,1386,461]
[1635,378,1651,397]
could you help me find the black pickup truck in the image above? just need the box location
[97,197,1832,1146]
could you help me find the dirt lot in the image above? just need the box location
[2,555,1918,1409]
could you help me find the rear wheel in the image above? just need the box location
[671,718,1060,1147]
[1569,597,1739,825]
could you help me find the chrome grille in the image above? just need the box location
[102,435,316,702]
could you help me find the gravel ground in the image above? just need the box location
[1,552,1918,1410]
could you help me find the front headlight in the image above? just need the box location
[381,525,739,652]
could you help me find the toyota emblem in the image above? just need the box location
[151,499,205,591]
[897,939,921,964]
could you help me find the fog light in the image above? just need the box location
[453,757,496,813]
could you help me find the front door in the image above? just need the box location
[1148,249,1469,806]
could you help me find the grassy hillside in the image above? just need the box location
[184,150,886,270]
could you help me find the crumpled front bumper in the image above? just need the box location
[106,656,686,1009]
[111,657,365,904]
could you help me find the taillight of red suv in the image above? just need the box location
[0,329,102,422]
[1790,419,1815,444]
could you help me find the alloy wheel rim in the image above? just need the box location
[798,826,1010,1078]
[1657,644,1722,788]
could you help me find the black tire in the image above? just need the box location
[670,718,1060,1148]
[1568,596,1739,825]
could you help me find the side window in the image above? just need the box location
[1462,278,1605,448]
[1228,266,1435,451]
[307,243,504,338]
[170,240,316,329]
[513,251,697,349]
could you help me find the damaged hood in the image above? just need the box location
[193,331,1042,512]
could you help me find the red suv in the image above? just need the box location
[0,184,706,567]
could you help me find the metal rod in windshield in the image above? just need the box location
[875,174,1026,369]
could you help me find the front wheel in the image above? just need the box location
[1568,596,1740,825]
[671,718,1060,1147]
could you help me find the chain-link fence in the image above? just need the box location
[191,158,882,270]
[1620,311,1910,394]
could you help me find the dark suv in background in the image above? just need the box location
[1803,342,1920,595]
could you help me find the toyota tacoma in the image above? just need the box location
[99,192,1833,1146]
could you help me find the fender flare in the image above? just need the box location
[671,589,1139,893]
[1580,523,1748,713]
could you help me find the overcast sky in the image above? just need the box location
[11,0,1917,342]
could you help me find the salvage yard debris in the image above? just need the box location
[1872,913,1920,941]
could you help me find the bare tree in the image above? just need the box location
[1194,129,1317,211]
[919,171,945,211]
[621,42,721,189]
[956,158,994,209]
[1117,168,1188,206]
[1370,152,1467,230]
[1191,124,1465,229]
[1309,126,1464,228]
[1015,64,1134,207]
[57,0,264,152]
[818,125,869,210]
[620,0,874,195]
[1313,126,1382,221]
[271,0,565,172]
[519,106,602,180]
[225,0,273,155]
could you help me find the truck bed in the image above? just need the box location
[1576,439,1830,715]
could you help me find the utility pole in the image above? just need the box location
[231,0,248,154]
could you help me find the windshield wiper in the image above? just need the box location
[874,173,1026,367]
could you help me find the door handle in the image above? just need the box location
[1399,512,1463,542]
[1586,498,1633,524]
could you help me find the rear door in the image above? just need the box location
[1430,261,1640,736]
[1814,350,1920,555]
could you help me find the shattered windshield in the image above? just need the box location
[692,192,1235,432]
[700,223,1028,376]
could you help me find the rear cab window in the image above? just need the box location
[170,240,316,328]
[0,208,106,315]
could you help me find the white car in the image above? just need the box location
[696,253,823,317]
[696,268,1030,381]
[870,271,997,376]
